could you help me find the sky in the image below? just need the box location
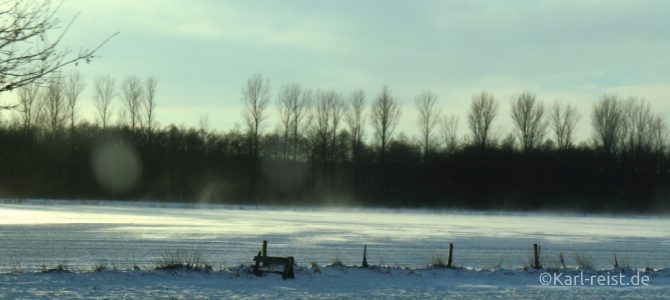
[3,0,670,142]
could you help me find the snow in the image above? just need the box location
[1,267,669,299]
[1,199,669,298]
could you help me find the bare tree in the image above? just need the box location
[370,86,401,162]
[32,96,47,131]
[278,83,301,159]
[650,115,668,154]
[649,116,668,175]
[549,101,580,150]
[468,91,498,149]
[290,89,313,160]
[310,90,331,162]
[441,113,459,154]
[329,92,345,162]
[198,114,210,135]
[592,94,625,156]
[94,75,115,129]
[241,74,271,157]
[143,76,158,132]
[622,98,670,163]
[292,88,311,160]
[511,92,546,151]
[0,1,116,95]
[310,89,344,162]
[43,76,66,134]
[64,70,84,130]
[415,90,440,158]
[346,89,365,162]
[620,97,655,156]
[121,76,143,131]
[17,83,40,132]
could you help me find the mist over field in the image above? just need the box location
[2,200,670,298]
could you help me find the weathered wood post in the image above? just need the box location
[262,240,268,257]
[284,256,295,279]
[534,243,540,268]
[253,251,262,276]
[447,243,454,268]
[613,253,618,268]
[362,245,369,268]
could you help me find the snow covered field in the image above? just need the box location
[1,199,669,298]
[2,267,669,299]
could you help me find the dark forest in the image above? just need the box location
[1,74,669,213]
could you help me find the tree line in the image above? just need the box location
[8,72,158,135]
[1,73,669,212]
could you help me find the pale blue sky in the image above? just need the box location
[6,0,669,141]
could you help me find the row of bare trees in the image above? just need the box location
[468,91,667,158]
[95,75,158,132]
[16,71,85,134]
[467,91,581,152]
[12,73,158,134]
[242,74,667,164]
[242,75,404,163]
[592,95,667,158]
[1,73,667,209]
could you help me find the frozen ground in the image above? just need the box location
[1,199,670,298]
[1,266,669,299]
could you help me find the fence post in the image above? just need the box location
[362,245,369,268]
[447,243,454,268]
[533,243,541,269]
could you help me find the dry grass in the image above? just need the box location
[492,258,503,271]
[574,254,593,270]
[328,258,345,268]
[154,249,212,272]
[308,261,321,273]
[9,261,23,273]
[92,261,109,272]
[558,252,566,269]
[41,262,69,273]
[430,256,449,269]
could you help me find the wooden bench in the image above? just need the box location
[252,240,295,279]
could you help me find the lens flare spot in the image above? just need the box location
[92,139,142,194]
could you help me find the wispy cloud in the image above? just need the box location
[65,0,348,54]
